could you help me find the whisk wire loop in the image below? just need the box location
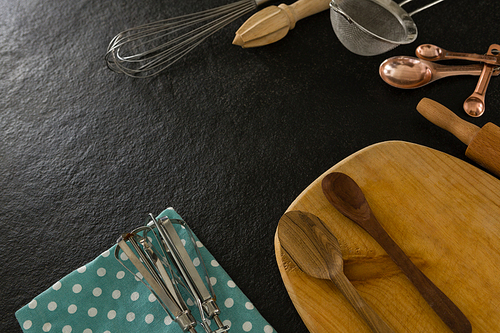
[106,0,264,77]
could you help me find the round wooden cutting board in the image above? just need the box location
[275,141,500,332]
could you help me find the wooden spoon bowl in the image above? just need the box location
[278,210,395,333]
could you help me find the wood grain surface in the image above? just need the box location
[279,211,396,333]
[275,141,500,332]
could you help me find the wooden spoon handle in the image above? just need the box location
[368,217,472,333]
[332,272,395,333]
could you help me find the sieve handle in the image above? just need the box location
[407,0,445,16]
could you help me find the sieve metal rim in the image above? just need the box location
[329,0,418,46]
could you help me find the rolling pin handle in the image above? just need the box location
[416,98,480,146]
[417,98,500,178]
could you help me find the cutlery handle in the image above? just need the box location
[332,273,395,333]
[370,218,472,333]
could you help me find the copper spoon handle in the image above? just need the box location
[416,43,500,65]
[463,44,500,117]
[462,64,494,117]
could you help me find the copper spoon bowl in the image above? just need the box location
[379,56,499,89]
[463,44,500,117]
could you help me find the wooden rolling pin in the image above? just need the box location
[416,97,500,177]
[233,0,330,48]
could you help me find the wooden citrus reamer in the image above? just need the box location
[416,97,500,177]
[233,0,330,48]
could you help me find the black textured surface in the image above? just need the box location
[1,0,500,331]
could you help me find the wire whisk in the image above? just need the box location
[106,0,270,78]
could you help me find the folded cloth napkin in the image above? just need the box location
[16,208,275,333]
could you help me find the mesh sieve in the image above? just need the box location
[330,0,442,56]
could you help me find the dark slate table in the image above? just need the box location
[2,0,499,331]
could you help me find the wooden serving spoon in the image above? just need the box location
[278,210,395,333]
[321,172,472,333]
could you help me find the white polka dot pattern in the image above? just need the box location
[243,321,253,331]
[88,307,98,317]
[72,284,82,293]
[15,209,275,333]
[130,291,140,301]
[107,310,116,320]
[92,287,102,297]
[68,304,77,314]
[22,320,32,329]
[47,301,57,311]
[28,300,37,309]
[96,267,106,277]
[193,257,200,266]
[145,314,154,324]
[42,322,51,332]
[224,298,234,308]
[112,290,121,299]
[126,312,135,322]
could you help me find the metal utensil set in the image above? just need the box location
[115,214,229,333]
[380,44,500,117]
[105,0,445,77]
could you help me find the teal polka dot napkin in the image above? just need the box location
[16,208,275,333]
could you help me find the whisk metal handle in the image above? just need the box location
[254,0,272,6]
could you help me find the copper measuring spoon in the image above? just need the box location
[278,210,395,333]
[416,44,500,65]
[463,44,500,117]
[322,172,472,333]
[379,56,499,89]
